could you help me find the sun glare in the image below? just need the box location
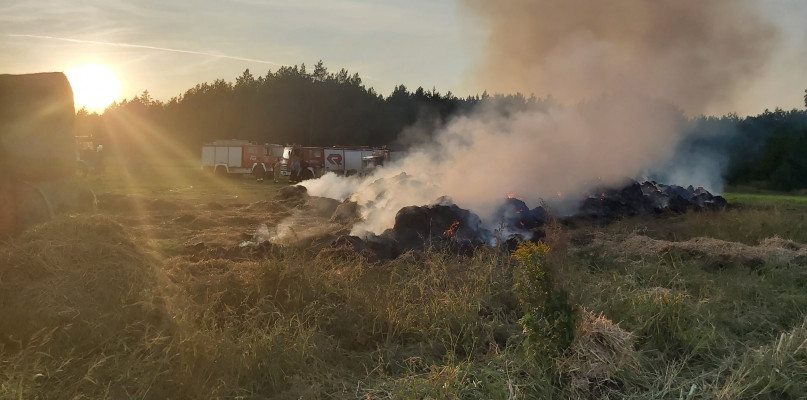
[66,64,122,113]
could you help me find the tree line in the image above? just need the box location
[681,108,807,191]
[74,62,807,191]
[75,62,489,152]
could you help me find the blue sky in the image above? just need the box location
[1,0,804,115]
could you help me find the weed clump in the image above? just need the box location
[629,287,716,358]
[513,241,578,363]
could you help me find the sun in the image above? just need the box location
[66,64,122,113]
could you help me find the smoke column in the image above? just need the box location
[303,0,779,236]
[463,0,778,115]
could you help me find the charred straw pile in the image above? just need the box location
[321,180,726,262]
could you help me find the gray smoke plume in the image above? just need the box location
[462,0,778,115]
[303,0,779,236]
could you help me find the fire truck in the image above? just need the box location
[323,146,375,176]
[204,141,407,183]
[277,145,407,181]
[360,148,406,174]
[201,140,284,180]
[277,146,325,183]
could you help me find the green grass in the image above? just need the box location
[596,194,807,245]
[723,192,807,208]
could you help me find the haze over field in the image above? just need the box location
[4,2,807,398]
[303,0,791,235]
[2,0,806,115]
[3,0,806,235]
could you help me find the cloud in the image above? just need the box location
[7,34,285,66]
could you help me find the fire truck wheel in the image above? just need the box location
[302,169,314,181]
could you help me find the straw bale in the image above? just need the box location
[560,308,638,391]
[0,215,170,351]
[0,73,76,181]
[592,233,806,267]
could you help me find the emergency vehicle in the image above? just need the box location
[201,140,283,180]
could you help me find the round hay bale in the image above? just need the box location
[0,215,171,351]
[0,177,96,239]
[0,73,76,181]
[276,185,308,202]
[306,196,340,217]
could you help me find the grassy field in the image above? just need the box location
[723,192,807,208]
[2,162,806,399]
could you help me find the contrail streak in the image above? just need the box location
[8,34,285,66]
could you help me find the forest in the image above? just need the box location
[74,62,807,191]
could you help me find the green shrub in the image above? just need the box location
[513,242,578,362]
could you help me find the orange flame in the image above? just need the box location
[444,221,460,237]
[507,193,515,199]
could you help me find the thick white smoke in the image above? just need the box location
[302,0,779,236]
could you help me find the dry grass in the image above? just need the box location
[0,215,181,398]
[717,318,807,399]
[2,165,807,398]
[589,232,807,269]
[559,309,638,394]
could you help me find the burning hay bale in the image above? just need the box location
[306,196,341,217]
[378,196,554,256]
[316,235,391,263]
[579,180,727,222]
[330,200,361,224]
[317,200,493,262]
[559,309,638,393]
[389,199,488,248]
[279,177,729,262]
[491,197,548,240]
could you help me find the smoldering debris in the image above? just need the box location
[320,196,548,262]
[249,175,728,263]
[277,179,727,261]
[578,180,728,222]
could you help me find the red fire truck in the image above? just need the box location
[277,146,326,183]
[204,141,406,182]
[201,140,284,180]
